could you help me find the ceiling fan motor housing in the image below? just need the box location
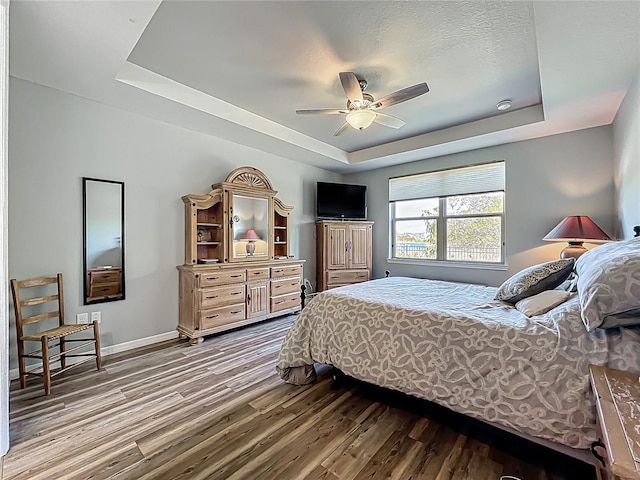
[347,92,374,110]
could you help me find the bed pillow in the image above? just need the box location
[515,290,571,317]
[494,258,575,304]
[575,237,640,331]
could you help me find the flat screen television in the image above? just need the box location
[316,182,367,219]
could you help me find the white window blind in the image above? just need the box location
[389,161,505,202]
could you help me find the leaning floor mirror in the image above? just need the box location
[83,177,125,305]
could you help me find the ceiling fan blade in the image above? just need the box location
[333,122,350,136]
[339,72,363,103]
[373,112,406,129]
[372,82,429,109]
[296,108,348,115]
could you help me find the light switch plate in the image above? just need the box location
[91,311,101,323]
[76,313,89,324]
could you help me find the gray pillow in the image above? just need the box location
[575,237,640,331]
[495,258,575,304]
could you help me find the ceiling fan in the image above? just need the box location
[296,72,429,136]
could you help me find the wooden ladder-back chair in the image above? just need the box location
[10,273,102,395]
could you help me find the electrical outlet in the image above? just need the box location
[91,311,101,323]
[76,312,89,324]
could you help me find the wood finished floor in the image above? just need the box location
[4,316,596,480]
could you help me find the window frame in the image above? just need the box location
[389,190,506,266]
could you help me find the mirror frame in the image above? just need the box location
[82,177,125,305]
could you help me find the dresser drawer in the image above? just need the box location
[271,265,302,279]
[326,270,369,285]
[271,292,301,313]
[270,277,301,296]
[246,267,270,281]
[199,284,246,309]
[89,270,121,284]
[89,282,120,297]
[200,304,246,330]
[199,269,246,287]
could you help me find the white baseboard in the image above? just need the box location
[9,330,179,381]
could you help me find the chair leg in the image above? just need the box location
[17,339,27,389]
[41,336,51,395]
[92,320,102,370]
[59,337,66,369]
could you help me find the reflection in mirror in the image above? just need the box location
[232,195,269,260]
[83,178,125,305]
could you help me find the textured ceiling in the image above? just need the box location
[128,1,542,152]
[8,1,640,172]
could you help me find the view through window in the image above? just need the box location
[389,162,505,264]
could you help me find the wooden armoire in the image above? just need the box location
[316,220,373,291]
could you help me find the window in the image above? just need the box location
[389,162,505,264]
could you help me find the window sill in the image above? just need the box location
[386,258,508,271]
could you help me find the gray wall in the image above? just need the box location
[8,78,340,368]
[613,69,640,239]
[344,126,615,286]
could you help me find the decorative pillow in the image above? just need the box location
[575,236,640,331]
[494,258,575,304]
[515,290,571,317]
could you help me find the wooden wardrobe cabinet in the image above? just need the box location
[177,167,304,344]
[316,220,373,291]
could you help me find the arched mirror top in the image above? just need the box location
[223,166,274,191]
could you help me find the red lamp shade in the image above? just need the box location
[241,229,261,241]
[543,216,611,259]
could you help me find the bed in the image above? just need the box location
[277,237,640,450]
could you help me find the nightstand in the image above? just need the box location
[589,365,640,480]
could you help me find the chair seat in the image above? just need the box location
[21,323,93,342]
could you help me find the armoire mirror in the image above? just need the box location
[83,178,125,305]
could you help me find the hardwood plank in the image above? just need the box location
[322,407,407,480]
[5,315,596,480]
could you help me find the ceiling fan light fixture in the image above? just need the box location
[346,110,376,130]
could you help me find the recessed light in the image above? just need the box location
[496,99,512,111]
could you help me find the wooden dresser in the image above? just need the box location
[316,220,373,291]
[177,167,304,344]
[177,261,303,344]
[590,365,640,480]
[86,267,122,303]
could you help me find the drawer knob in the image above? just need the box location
[231,275,243,278]
[230,292,242,295]
[205,295,219,299]
[206,276,219,280]
[230,310,242,314]
[206,314,219,319]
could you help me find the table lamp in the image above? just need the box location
[543,216,611,259]
[241,229,261,256]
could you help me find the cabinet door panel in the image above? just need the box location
[327,225,348,269]
[247,282,269,318]
[349,224,370,269]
